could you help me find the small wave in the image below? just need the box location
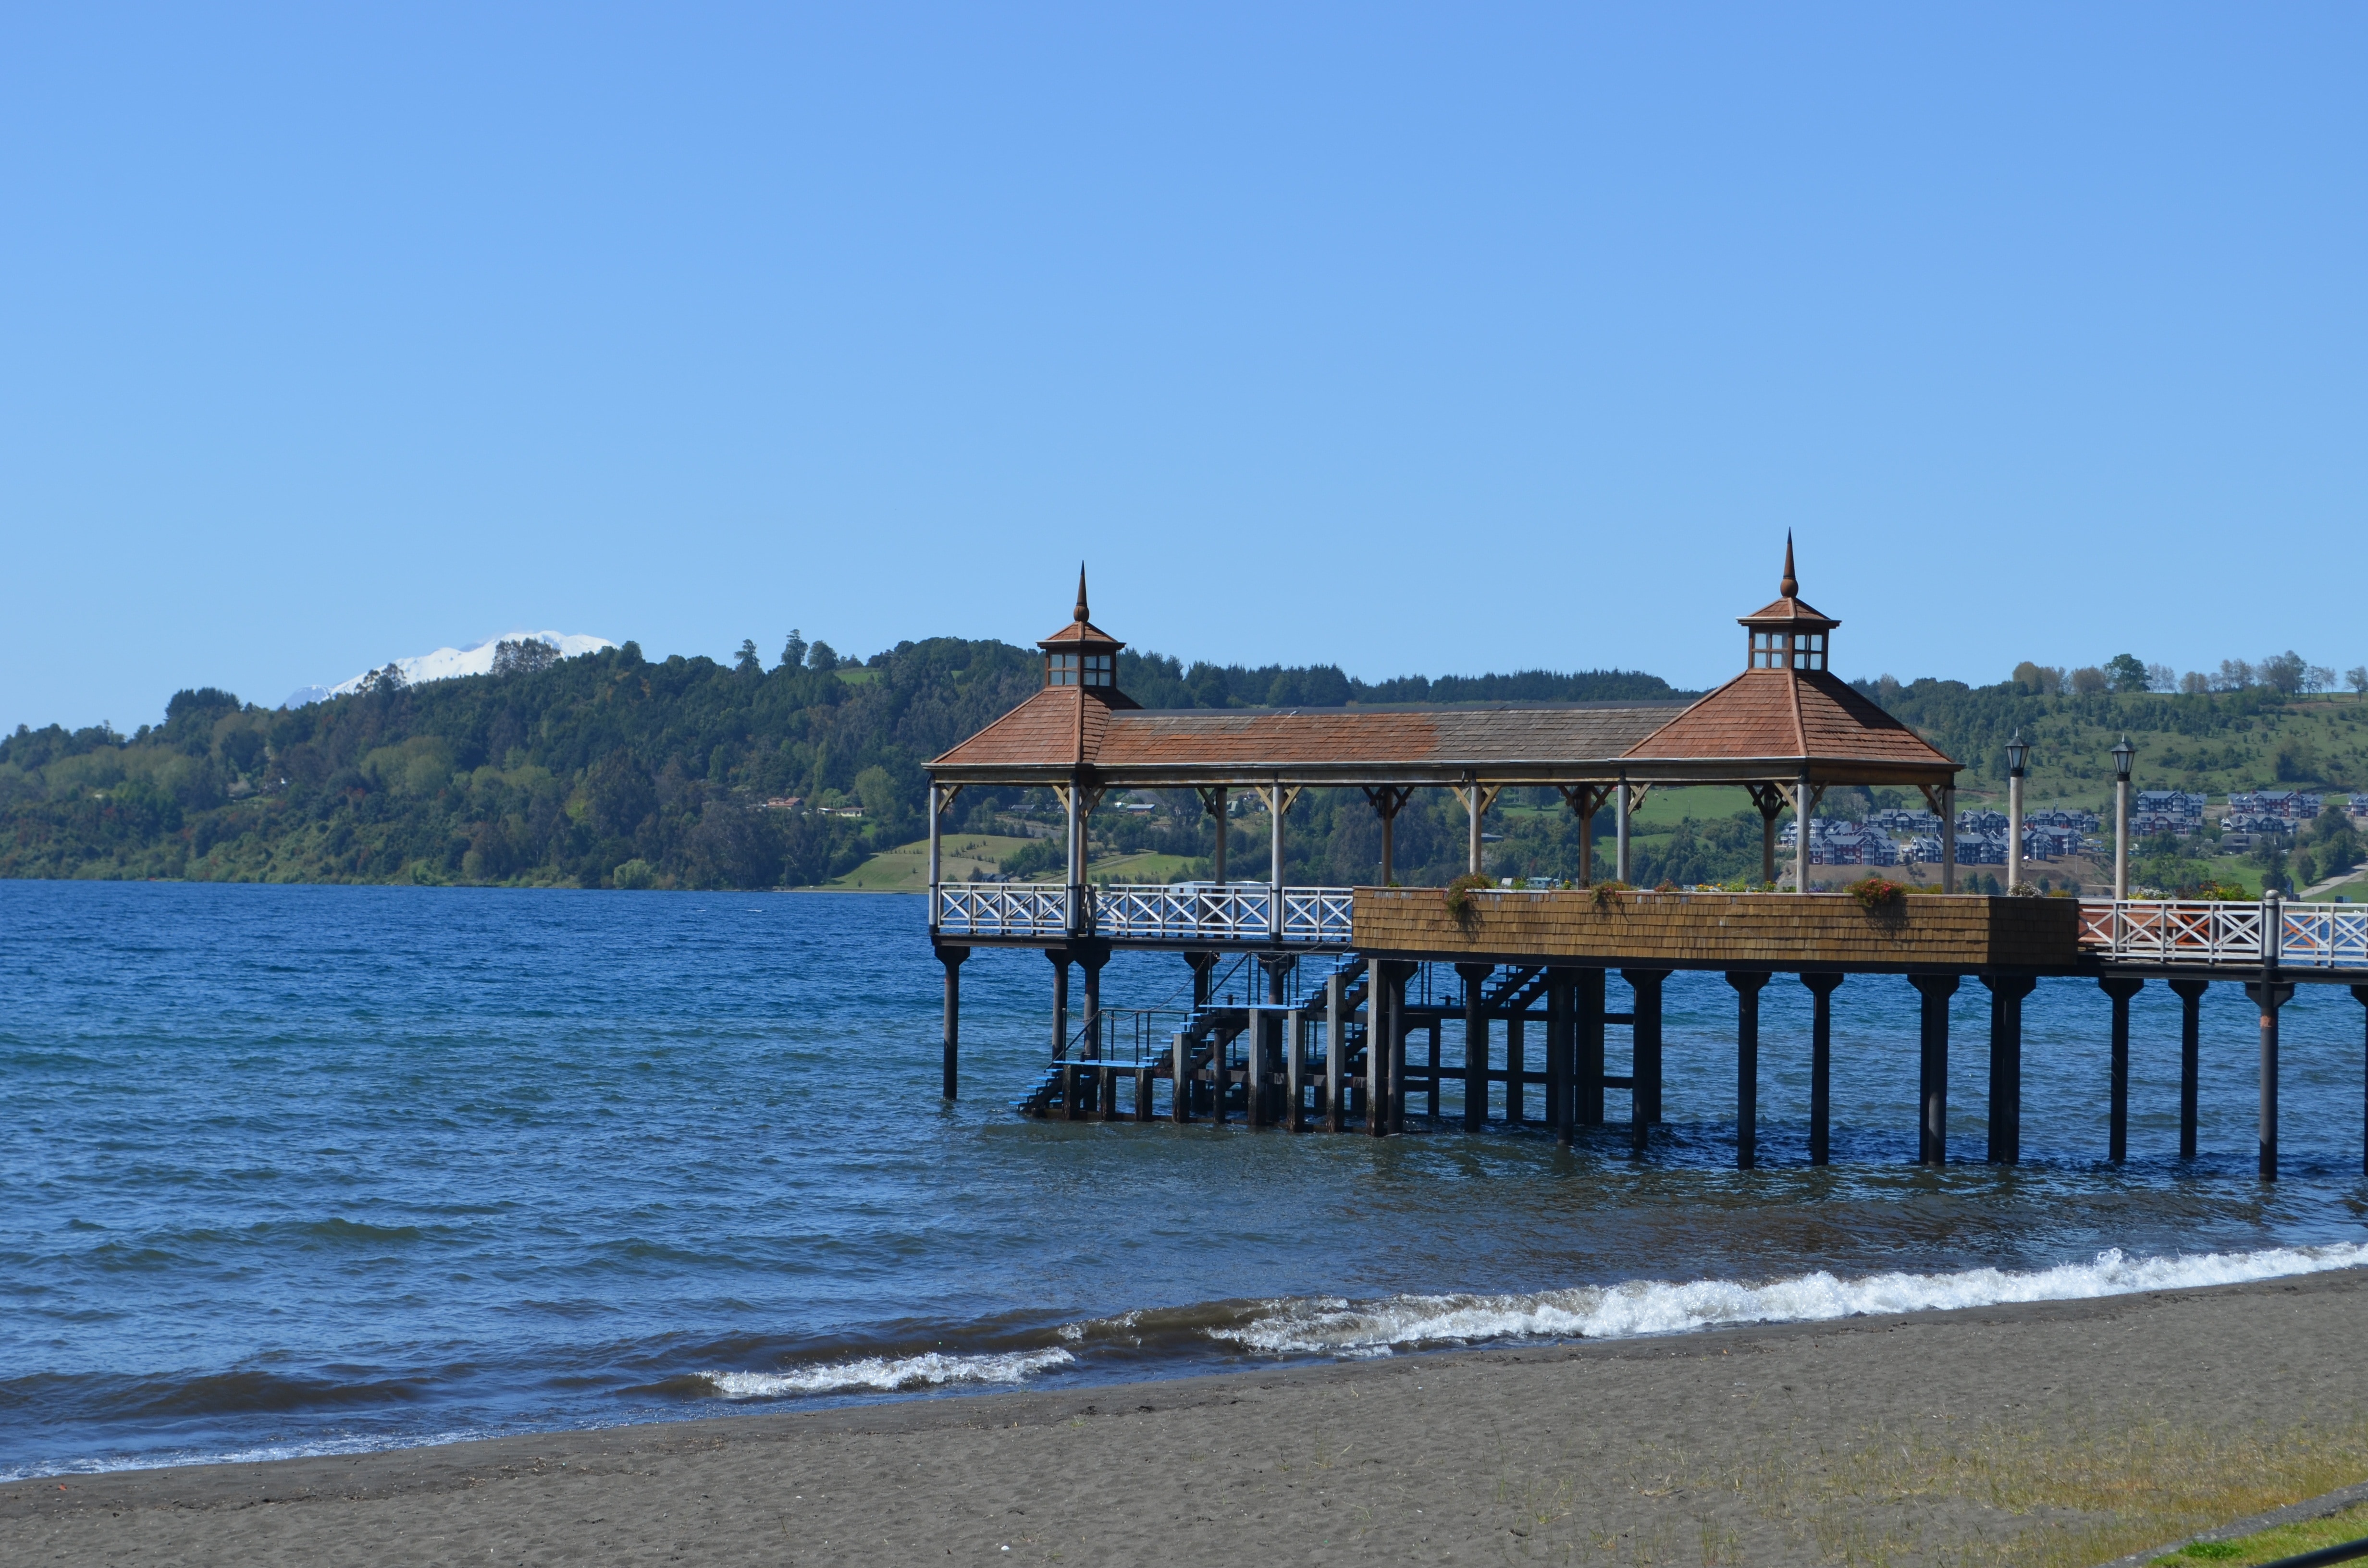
[1214,1243,2368,1356]
[700,1348,1075,1399]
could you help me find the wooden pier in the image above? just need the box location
[925,555,2368,1179]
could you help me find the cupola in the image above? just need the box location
[1738,533,1840,673]
[1037,565,1125,691]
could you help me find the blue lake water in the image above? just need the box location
[4,880,2366,1478]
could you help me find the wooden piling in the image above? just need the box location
[1325,972,1345,1134]
[1727,971,1769,1169]
[1505,1008,1526,1125]
[1802,972,1843,1165]
[1366,957,1388,1137]
[1171,1031,1190,1124]
[1910,973,1959,1164]
[1427,1018,1442,1119]
[1286,1008,1305,1131]
[2171,978,2208,1160]
[2247,979,2292,1180]
[1548,969,1574,1145]
[1980,974,2033,1165]
[1623,969,1667,1136]
[1458,963,1491,1130]
[2100,977,2144,1163]
[1578,969,1607,1125]
[937,945,967,1100]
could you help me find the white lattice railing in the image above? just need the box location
[934,882,1354,944]
[2077,898,2368,970]
[933,882,1075,938]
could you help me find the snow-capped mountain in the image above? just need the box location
[283,631,617,709]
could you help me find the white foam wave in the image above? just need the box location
[1215,1243,2368,1357]
[705,1347,1075,1399]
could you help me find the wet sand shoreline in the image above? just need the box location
[9,1269,2368,1565]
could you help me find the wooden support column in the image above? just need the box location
[1198,786,1228,884]
[1427,1019,1442,1119]
[1171,1031,1190,1124]
[1366,957,1388,1137]
[1048,948,1071,1064]
[1457,963,1491,1130]
[2100,977,2144,1163]
[1505,1005,1526,1125]
[1910,973,1959,1164]
[1802,972,1843,1165]
[1615,772,1632,884]
[926,783,943,921]
[1285,1009,1305,1131]
[1747,784,1785,890]
[1547,969,1574,1143]
[1325,971,1345,1134]
[1941,785,1958,894]
[1623,968,1667,1144]
[1361,786,1411,887]
[1389,964,1411,1134]
[2171,979,2208,1160]
[1980,973,2034,1164]
[1466,782,1484,876]
[1078,943,1109,1117]
[1246,1007,1270,1130]
[1186,950,1218,1011]
[1135,1063,1153,1122]
[1727,971,1769,1169]
[2247,978,2293,1180]
[1578,969,1607,1125]
[937,945,968,1100]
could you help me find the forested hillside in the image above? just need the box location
[0,639,1685,889]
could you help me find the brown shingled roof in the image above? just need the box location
[930,702,1685,784]
[1621,669,1956,783]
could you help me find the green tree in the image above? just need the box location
[2106,654,2149,693]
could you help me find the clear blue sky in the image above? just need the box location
[4,5,2361,733]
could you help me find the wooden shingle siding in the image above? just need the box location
[1351,888,2081,972]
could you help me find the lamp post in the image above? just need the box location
[2111,737,2135,901]
[2004,731,2028,895]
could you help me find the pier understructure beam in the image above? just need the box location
[1577,969,1608,1127]
[2099,976,2144,1162]
[2247,979,2294,1180]
[936,945,967,1101]
[1979,973,2034,1164]
[2170,978,2208,1161]
[1726,971,1770,1169]
[1047,949,1072,1120]
[1547,968,1575,1144]
[1801,972,1843,1165]
[1910,973,1960,1165]
[1458,963,1492,1130]
[1623,969,1668,1158]
[1077,941,1110,1120]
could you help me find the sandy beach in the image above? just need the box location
[7,1269,2368,1567]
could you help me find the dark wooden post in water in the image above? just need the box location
[937,945,968,1100]
[1079,943,1110,1118]
[2354,985,2368,1175]
[1910,973,1959,1165]
[1980,974,2033,1165]
[1171,1031,1190,1124]
[1727,971,1769,1169]
[1048,949,1073,1118]
[1388,963,1411,1134]
[1187,950,1218,1011]
[1624,969,1667,1158]
[1505,1006,1526,1125]
[1366,956,1389,1137]
[1578,968,1607,1125]
[1325,972,1346,1135]
[2099,977,2144,1163]
[1802,972,1843,1165]
[2247,979,2292,1179]
[2170,978,2208,1159]
[1426,1019,1443,1119]
[1547,969,1574,1145]
[1458,963,1492,1130]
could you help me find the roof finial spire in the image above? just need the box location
[1074,563,1090,623]
[1779,531,1798,599]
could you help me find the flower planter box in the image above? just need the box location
[1349,887,2081,973]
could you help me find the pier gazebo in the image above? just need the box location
[921,550,2368,1182]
